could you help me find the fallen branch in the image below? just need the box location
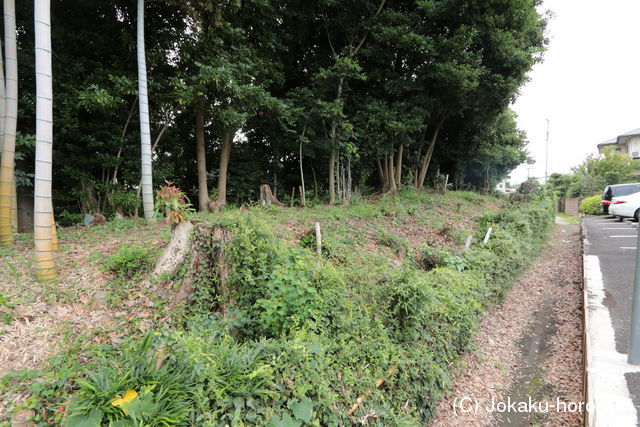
[348,364,398,415]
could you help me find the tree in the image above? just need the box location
[0,0,17,244]
[33,0,57,281]
[137,0,154,220]
[567,148,638,197]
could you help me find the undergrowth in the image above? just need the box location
[9,192,555,426]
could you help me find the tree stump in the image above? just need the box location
[259,184,284,206]
[11,409,35,427]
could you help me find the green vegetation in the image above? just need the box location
[4,191,555,425]
[103,246,156,279]
[549,147,639,198]
[556,212,581,224]
[7,0,546,221]
[579,195,603,215]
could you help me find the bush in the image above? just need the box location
[64,333,277,426]
[57,210,84,227]
[579,195,602,215]
[416,246,469,272]
[39,197,556,426]
[104,246,155,279]
[375,228,409,254]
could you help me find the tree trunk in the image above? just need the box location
[328,143,337,204]
[312,167,318,198]
[215,131,232,207]
[346,157,352,201]
[376,158,385,190]
[137,0,154,220]
[387,154,397,192]
[417,116,447,189]
[111,97,137,185]
[195,98,209,211]
[395,144,403,187]
[328,76,344,204]
[11,177,17,232]
[259,184,282,206]
[33,0,57,282]
[381,156,389,192]
[50,210,58,250]
[335,155,341,201]
[0,0,17,245]
[299,141,306,207]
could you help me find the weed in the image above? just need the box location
[375,228,409,254]
[103,246,156,279]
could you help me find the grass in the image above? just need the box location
[0,188,514,425]
[556,212,580,224]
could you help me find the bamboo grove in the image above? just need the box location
[0,1,546,281]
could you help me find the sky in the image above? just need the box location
[509,0,640,184]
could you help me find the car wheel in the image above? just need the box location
[635,209,640,222]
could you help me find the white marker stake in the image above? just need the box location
[483,227,493,245]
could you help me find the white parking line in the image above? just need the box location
[621,247,637,250]
[610,235,637,238]
[603,227,633,230]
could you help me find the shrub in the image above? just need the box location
[579,195,602,215]
[104,246,155,279]
[110,187,140,216]
[154,181,194,224]
[57,210,84,227]
[64,333,277,426]
[375,228,409,254]
[42,196,556,426]
[416,246,469,272]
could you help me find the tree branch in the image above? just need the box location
[352,0,386,57]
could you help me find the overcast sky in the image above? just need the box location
[509,0,640,184]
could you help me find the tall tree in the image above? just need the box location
[137,0,154,220]
[0,0,17,244]
[33,0,57,281]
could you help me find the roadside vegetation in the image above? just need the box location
[578,195,602,215]
[549,147,639,199]
[0,189,554,425]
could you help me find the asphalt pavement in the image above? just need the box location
[583,215,640,425]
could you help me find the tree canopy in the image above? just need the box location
[10,0,547,219]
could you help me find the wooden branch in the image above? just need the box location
[348,364,398,415]
[324,19,338,58]
[111,97,139,184]
[352,0,387,56]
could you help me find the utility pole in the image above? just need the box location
[629,227,640,364]
[544,119,550,184]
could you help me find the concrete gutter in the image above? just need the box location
[582,218,640,426]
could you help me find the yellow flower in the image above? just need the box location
[111,389,138,415]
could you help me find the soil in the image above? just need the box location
[429,219,584,426]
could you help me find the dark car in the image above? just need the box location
[601,183,640,214]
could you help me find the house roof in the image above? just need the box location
[597,137,618,148]
[597,128,640,148]
[619,128,640,138]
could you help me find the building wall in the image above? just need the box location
[558,197,582,216]
[628,136,640,158]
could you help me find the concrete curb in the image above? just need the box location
[582,219,593,426]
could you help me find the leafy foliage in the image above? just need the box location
[104,246,156,279]
[154,181,194,224]
[579,195,603,215]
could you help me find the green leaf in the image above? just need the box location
[63,409,103,427]
[291,397,313,423]
[268,412,302,427]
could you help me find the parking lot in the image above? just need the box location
[583,215,640,425]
